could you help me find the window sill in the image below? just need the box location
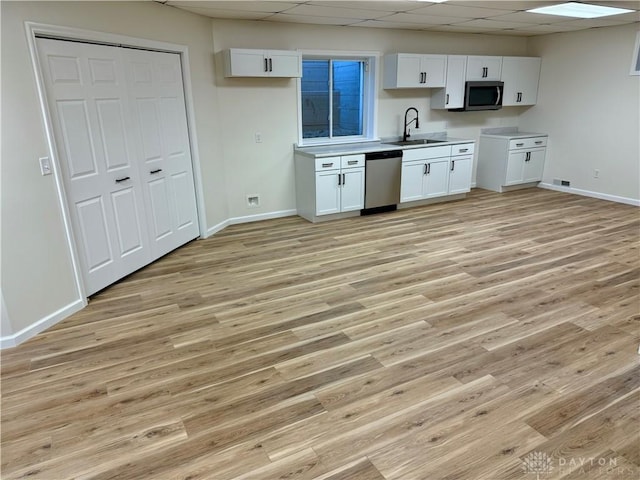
[298,137,380,148]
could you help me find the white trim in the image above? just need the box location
[25,23,87,301]
[0,299,86,349]
[538,183,640,206]
[205,209,297,237]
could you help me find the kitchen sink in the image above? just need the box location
[386,139,447,146]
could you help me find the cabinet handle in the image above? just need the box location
[342,173,346,185]
[347,160,358,165]
[451,161,455,171]
[322,162,334,168]
[115,176,130,183]
[264,58,268,72]
[424,164,428,175]
[338,173,342,186]
[482,67,487,78]
[517,92,522,102]
[269,58,273,72]
[459,148,468,153]
[150,168,162,174]
[516,143,524,147]
[525,152,531,162]
[535,140,543,145]
[446,93,449,105]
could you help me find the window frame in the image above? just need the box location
[296,49,379,146]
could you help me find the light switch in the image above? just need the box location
[39,157,52,176]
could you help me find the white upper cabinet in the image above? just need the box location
[466,56,502,81]
[431,55,467,110]
[384,54,447,89]
[501,57,541,106]
[224,48,301,78]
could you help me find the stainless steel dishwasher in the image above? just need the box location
[363,150,403,214]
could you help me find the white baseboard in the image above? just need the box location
[0,298,85,349]
[228,209,297,226]
[205,209,297,238]
[538,183,640,207]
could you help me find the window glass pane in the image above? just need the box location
[332,60,363,137]
[301,60,330,139]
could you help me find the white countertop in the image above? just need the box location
[480,127,547,140]
[295,134,475,158]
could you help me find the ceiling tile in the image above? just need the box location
[354,19,435,29]
[452,18,532,29]
[167,1,298,13]
[380,13,469,24]
[265,13,361,26]
[428,24,500,32]
[281,4,392,19]
[308,1,424,12]
[485,11,577,23]
[448,1,558,10]
[410,4,517,18]
[169,6,273,20]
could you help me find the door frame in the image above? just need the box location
[25,22,208,301]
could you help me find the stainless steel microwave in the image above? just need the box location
[451,81,504,111]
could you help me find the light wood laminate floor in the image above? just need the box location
[1,188,639,480]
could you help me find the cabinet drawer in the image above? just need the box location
[315,156,341,171]
[509,137,547,150]
[341,154,365,169]
[403,145,452,162]
[451,143,475,156]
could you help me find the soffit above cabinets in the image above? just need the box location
[162,0,640,36]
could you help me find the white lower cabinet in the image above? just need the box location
[477,134,547,192]
[295,153,365,221]
[400,143,474,203]
[505,148,546,185]
[314,166,365,215]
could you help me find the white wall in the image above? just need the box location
[16,2,631,346]
[520,24,640,203]
[211,19,529,217]
[1,1,227,339]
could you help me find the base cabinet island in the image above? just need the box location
[294,137,476,223]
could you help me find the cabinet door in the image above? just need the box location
[517,58,541,105]
[445,55,467,109]
[523,148,546,183]
[467,56,502,81]
[227,49,268,77]
[424,159,450,198]
[401,161,426,202]
[396,54,424,88]
[267,50,302,78]
[315,171,341,215]
[448,156,473,194]
[505,151,526,185]
[502,57,541,106]
[341,167,365,212]
[421,55,447,88]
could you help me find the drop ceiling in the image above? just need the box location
[165,0,640,36]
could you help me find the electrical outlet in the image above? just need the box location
[593,169,600,179]
[39,156,52,176]
[255,132,262,143]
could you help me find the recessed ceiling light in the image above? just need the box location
[527,2,634,19]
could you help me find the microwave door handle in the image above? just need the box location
[495,86,502,106]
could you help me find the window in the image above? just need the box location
[298,52,377,145]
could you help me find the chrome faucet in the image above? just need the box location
[403,107,419,142]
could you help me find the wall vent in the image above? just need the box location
[553,179,571,187]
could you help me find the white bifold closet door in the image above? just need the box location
[36,38,199,296]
